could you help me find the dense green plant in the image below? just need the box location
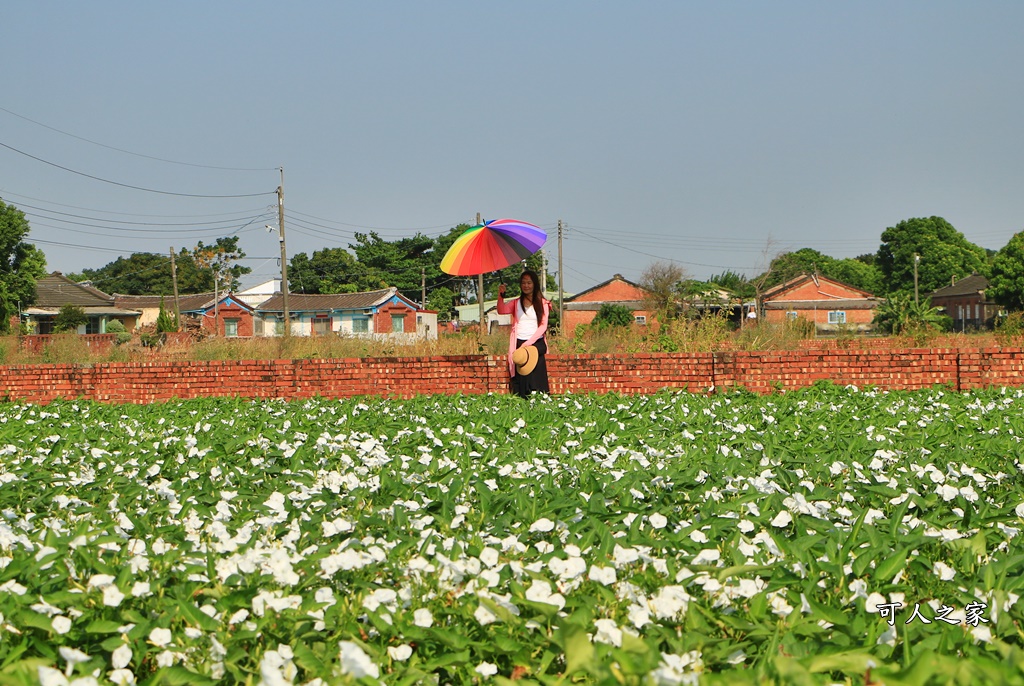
[155,298,178,333]
[592,303,635,329]
[53,304,87,333]
[105,319,132,345]
[873,293,950,336]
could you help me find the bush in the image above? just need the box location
[105,320,132,345]
[592,304,635,329]
[54,305,87,333]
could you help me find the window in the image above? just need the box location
[352,317,369,334]
[312,316,330,336]
[634,315,647,325]
[785,311,799,321]
[224,319,239,337]
[391,314,405,333]
[85,318,102,334]
[827,311,846,325]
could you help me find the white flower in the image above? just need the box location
[387,644,413,661]
[131,582,151,598]
[770,511,793,527]
[51,616,72,634]
[475,662,498,677]
[413,608,434,628]
[588,565,617,586]
[737,519,755,534]
[103,585,126,608]
[971,625,993,643]
[691,549,720,565]
[474,604,498,626]
[689,530,708,543]
[148,627,172,647]
[525,580,566,610]
[593,619,623,647]
[529,518,555,533]
[108,668,136,685]
[479,547,500,567]
[111,644,132,670]
[933,561,956,581]
[37,666,69,686]
[1015,503,1024,518]
[338,641,379,679]
[649,513,668,529]
[87,574,115,590]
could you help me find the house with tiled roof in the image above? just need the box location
[928,273,998,331]
[561,274,654,335]
[761,274,880,333]
[256,287,437,340]
[24,273,141,334]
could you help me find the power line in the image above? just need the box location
[0,105,277,172]
[0,140,275,198]
[1,187,268,219]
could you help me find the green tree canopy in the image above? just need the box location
[70,250,213,295]
[288,247,367,294]
[987,230,1024,311]
[877,217,987,296]
[0,199,48,331]
[756,248,883,295]
[54,304,87,333]
[592,303,635,329]
[192,236,251,293]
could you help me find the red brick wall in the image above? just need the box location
[0,348,1022,404]
[202,305,253,337]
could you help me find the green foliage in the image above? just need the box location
[53,304,87,333]
[426,286,455,321]
[987,230,1024,311]
[592,303,635,329]
[873,293,950,337]
[877,217,987,296]
[104,319,132,345]
[156,297,178,333]
[0,199,48,332]
[995,310,1024,344]
[288,247,364,294]
[756,248,883,294]
[192,236,251,293]
[72,249,212,295]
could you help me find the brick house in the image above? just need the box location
[256,287,438,340]
[928,273,999,331]
[113,292,255,337]
[562,274,654,335]
[761,274,880,333]
[23,272,140,334]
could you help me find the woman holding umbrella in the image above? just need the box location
[498,269,550,398]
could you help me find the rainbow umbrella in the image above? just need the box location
[440,218,547,275]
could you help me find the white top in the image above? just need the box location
[516,299,539,340]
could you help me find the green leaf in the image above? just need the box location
[559,624,596,676]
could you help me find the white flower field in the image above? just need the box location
[0,384,1022,685]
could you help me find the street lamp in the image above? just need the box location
[913,253,921,307]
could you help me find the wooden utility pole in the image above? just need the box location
[169,246,181,329]
[476,212,484,336]
[421,266,426,309]
[278,168,290,337]
[557,219,564,334]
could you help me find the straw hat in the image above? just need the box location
[512,345,539,376]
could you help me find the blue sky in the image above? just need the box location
[3,2,1023,294]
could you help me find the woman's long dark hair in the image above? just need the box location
[519,270,545,324]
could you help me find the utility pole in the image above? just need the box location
[557,219,564,334]
[477,212,484,336]
[169,246,180,329]
[913,253,920,307]
[278,168,290,337]
[539,249,547,299]
[421,266,426,309]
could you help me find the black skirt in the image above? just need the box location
[512,338,550,398]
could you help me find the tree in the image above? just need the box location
[0,199,48,332]
[640,261,687,321]
[592,303,635,329]
[756,248,883,294]
[873,293,949,335]
[987,230,1024,311]
[877,217,987,296]
[288,248,366,294]
[70,250,213,295]
[156,297,178,333]
[192,237,251,293]
[54,304,87,333]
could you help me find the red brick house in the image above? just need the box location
[256,288,438,340]
[114,292,255,337]
[928,273,998,331]
[761,274,880,333]
[562,274,654,335]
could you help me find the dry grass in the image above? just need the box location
[0,326,1018,367]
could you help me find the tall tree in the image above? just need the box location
[349,231,434,294]
[640,261,687,321]
[0,199,48,331]
[71,250,213,294]
[288,247,368,294]
[987,230,1024,311]
[192,237,251,293]
[877,217,987,296]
